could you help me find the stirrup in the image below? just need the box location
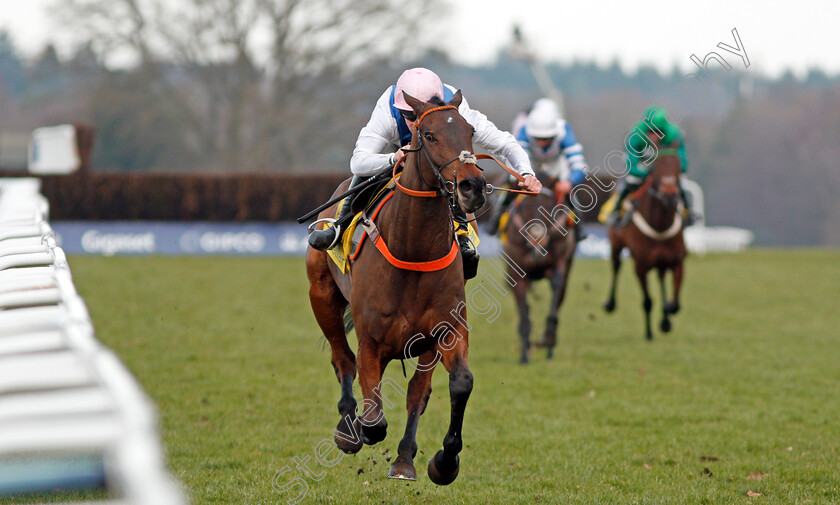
[308,217,342,250]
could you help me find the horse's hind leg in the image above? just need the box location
[388,351,436,481]
[428,338,472,486]
[657,267,672,333]
[604,236,623,313]
[306,251,362,454]
[635,263,653,340]
[512,278,532,364]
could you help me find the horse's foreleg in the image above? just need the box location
[388,351,436,481]
[355,341,388,446]
[512,278,532,364]
[543,268,569,359]
[428,339,472,486]
[635,263,653,340]
[604,240,622,313]
[657,268,672,333]
[307,255,361,454]
[665,262,684,316]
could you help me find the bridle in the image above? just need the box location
[393,105,482,211]
[648,147,681,205]
[394,105,538,217]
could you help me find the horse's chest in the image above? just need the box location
[647,239,686,265]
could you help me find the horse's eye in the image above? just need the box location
[471,128,476,137]
[424,132,435,142]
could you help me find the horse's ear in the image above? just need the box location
[402,92,424,115]
[448,89,463,108]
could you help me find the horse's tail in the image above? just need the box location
[343,306,355,335]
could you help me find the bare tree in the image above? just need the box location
[54,0,445,171]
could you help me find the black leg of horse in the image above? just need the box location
[604,243,622,313]
[636,264,653,340]
[428,352,473,486]
[664,262,683,316]
[389,351,436,481]
[512,278,532,364]
[543,269,568,360]
[657,268,672,333]
[333,371,363,453]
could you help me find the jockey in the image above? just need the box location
[609,105,696,226]
[488,98,589,241]
[307,67,541,279]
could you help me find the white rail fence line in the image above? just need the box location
[0,178,186,505]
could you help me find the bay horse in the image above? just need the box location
[603,138,687,340]
[305,91,486,484]
[502,175,576,363]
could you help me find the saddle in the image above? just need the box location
[325,179,394,273]
[325,175,480,274]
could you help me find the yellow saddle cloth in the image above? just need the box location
[598,193,620,224]
[325,181,480,274]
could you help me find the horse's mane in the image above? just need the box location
[535,172,553,188]
[428,96,446,106]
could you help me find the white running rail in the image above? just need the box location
[0,178,187,505]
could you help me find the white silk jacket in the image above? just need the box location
[350,84,535,178]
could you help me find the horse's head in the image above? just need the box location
[402,91,487,213]
[648,138,682,210]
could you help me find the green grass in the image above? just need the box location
[58,250,840,504]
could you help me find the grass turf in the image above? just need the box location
[59,249,839,504]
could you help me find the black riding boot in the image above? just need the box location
[487,189,517,235]
[453,206,479,280]
[308,175,361,251]
[573,218,588,241]
[609,181,641,227]
[568,199,589,241]
[679,184,699,226]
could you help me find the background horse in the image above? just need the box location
[603,139,687,340]
[305,91,486,484]
[503,175,577,363]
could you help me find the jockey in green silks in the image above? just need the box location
[610,106,696,226]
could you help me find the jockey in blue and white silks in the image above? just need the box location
[488,98,589,240]
[515,99,587,187]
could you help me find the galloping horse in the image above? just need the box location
[503,175,577,363]
[305,91,486,484]
[603,137,687,340]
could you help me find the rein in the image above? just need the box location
[394,105,539,201]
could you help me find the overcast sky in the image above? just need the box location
[2,0,838,77]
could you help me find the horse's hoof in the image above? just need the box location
[603,299,616,313]
[664,302,681,315]
[334,417,363,454]
[427,450,459,486]
[660,318,672,333]
[388,456,417,481]
[519,354,529,365]
[361,422,387,445]
[546,347,554,360]
[645,332,653,341]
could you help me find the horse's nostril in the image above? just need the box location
[458,180,475,195]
